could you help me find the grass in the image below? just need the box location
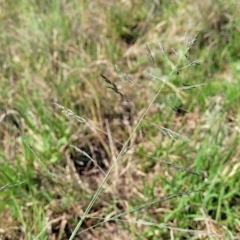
[0,0,240,239]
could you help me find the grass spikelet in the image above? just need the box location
[137,153,207,178]
[54,103,88,124]
[114,64,133,83]
[70,145,106,175]
[146,44,155,64]
[144,120,191,142]
[187,34,198,50]
[158,125,191,142]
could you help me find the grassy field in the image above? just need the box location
[0,0,240,239]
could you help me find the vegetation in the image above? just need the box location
[0,0,239,239]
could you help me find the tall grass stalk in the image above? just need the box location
[69,38,198,239]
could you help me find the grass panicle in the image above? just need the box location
[69,35,205,239]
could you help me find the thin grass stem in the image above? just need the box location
[69,39,198,239]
